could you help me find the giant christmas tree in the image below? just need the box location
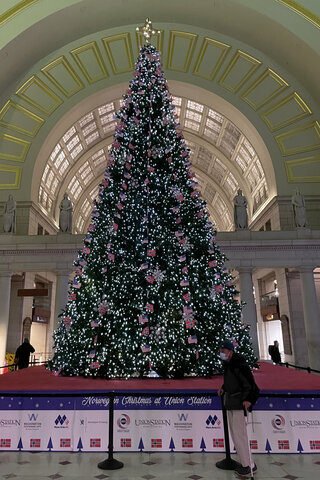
[49,22,256,379]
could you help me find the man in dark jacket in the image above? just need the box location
[15,338,35,369]
[268,340,281,364]
[218,339,257,477]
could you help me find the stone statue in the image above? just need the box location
[59,193,73,233]
[234,189,248,230]
[292,189,307,228]
[3,194,16,233]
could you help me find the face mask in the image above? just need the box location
[220,352,229,361]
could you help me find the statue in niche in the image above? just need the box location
[3,194,16,233]
[59,193,73,233]
[233,189,248,230]
[292,189,307,228]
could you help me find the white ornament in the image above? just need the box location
[130,178,139,189]
[170,185,181,196]
[153,266,166,283]
[210,287,216,300]
[151,323,166,340]
[151,146,161,159]
[183,311,194,322]
[183,237,193,251]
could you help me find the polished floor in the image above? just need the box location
[0,451,319,480]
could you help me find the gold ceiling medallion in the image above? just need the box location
[136,18,160,45]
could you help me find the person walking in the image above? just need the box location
[15,338,35,369]
[218,339,257,477]
[268,340,281,364]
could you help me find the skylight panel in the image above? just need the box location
[66,135,80,152]
[205,184,216,203]
[70,144,84,159]
[59,158,69,176]
[79,112,94,127]
[85,131,100,145]
[208,109,223,123]
[256,158,264,177]
[69,178,82,199]
[92,148,104,160]
[187,100,203,112]
[204,129,219,142]
[215,197,226,215]
[51,177,59,195]
[226,123,241,140]
[239,145,251,165]
[80,163,94,185]
[82,121,97,136]
[185,120,200,132]
[63,126,76,143]
[100,113,114,125]
[186,110,202,122]
[251,164,260,181]
[50,143,61,162]
[225,173,237,193]
[98,102,115,115]
[103,122,116,134]
[235,154,247,172]
[172,96,182,106]
[54,151,66,170]
[92,153,106,168]
[42,190,48,205]
[205,118,221,133]
[82,198,91,217]
[45,170,54,189]
[247,170,257,189]
[243,138,255,158]
[43,164,50,182]
[90,185,99,200]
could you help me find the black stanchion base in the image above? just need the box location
[98,458,124,470]
[216,457,241,470]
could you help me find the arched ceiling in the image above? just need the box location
[38,88,269,232]
[0,0,319,231]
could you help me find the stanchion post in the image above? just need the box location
[98,391,124,470]
[215,395,240,470]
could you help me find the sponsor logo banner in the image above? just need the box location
[0,399,319,453]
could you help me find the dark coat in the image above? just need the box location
[221,352,256,410]
[15,342,35,369]
[268,345,281,364]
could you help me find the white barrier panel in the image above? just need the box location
[0,393,319,453]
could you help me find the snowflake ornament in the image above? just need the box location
[130,178,139,189]
[170,185,181,196]
[151,146,162,159]
[183,311,194,322]
[182,237,193,251]
[210,287,216,300]
[151,324,166,340]
[152,266,166,283]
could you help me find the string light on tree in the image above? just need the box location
[49,19,256,379]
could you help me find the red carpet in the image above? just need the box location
[0,362,319,393]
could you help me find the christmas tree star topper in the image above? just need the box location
[136,18,160,44]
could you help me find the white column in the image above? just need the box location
[300,267,320,371]
[54,270,70,329]
[0,272,12,368]
[238,267,259,358]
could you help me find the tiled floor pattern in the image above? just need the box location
[0,451,319,480]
